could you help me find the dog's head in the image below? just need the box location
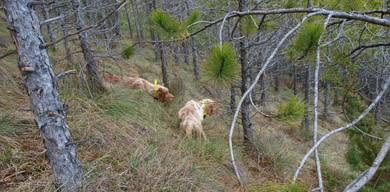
[203,99,220,116]
[155,87,174,101]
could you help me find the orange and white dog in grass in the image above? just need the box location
[178,99,220,140]
[104,74,174,101]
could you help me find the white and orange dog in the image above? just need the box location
[178,99,220,139]
[104,74,174,102]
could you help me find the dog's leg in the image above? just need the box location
[186,128,193,138]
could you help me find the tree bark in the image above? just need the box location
[323,83,331,117]
[293,63,298,95]
[131,0,141,47]
[239,0,253,146]
[274,63,279,92]
[159,41,169,89]
[124,3,134,39]
[260,72,267,106]
[3,0,83,190]
[182,42,190,65]
[302,65,311,133]
[72,0,106,93]
[134,0,144,47]
[185,0,200,79]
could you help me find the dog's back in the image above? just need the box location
[178,101,206,139]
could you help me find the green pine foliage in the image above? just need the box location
[200,43,239,87]
[185,10,201,30]
[291,22,323,60]
[122,46,135,59]
[151,9,181,39]
[277,95,307,127]
[241,16,258,36]
[344,94,390,190]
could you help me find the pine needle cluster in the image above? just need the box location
[292,22,323,60]
[151,9,181,39]
[122,46,136,59]
[201,43,239,87]
[150,9,200,40]
[277,96,307,126]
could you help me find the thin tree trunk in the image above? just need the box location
[3,1,83,190]
[159,41,169,89]
[293,63,298,95]
[72,0,106,93]
[190,37,200,79]
[302,65,311,133]
[274,63,279,92]
[110,0,121,38]
[151,0,159,61]
[131,0,141,47]
[41,5,58,52]
[172,42,179,64]
[84,0,97,43]
[239,0,253,146]
[124,3,134,39]
[182,42,190,65]
[97,0,111,48]
[231,84,236,113]
[134,0,144,47]
[323,83,331,117]
[260,72,267,106]
[185,0,199,79]
[54,0,72,62]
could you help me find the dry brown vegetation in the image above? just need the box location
[0,12,358,191]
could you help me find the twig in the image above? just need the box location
[56,69,76,81]
[347,42,390,57]
[0,50,16,60]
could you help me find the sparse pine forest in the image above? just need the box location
[0,0,389,191]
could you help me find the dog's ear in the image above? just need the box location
[206,101,219,116]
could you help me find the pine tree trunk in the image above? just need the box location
[172,42,180,64]
[124,3,134,39]
[131,0,141,47]
[97,0,111,48]
[260,72,267,106]
[150,0,159,61]
[54,0,72,62]
[41,5,58,52]
[191,37,200,79]
[182,42,190,65]
[110,0,121,38]
[159,41,169,89]
[72,0,106,93]
[83,0,97,43]
[323,83,330,117]
[3,1,83,190]
[302,66,311,133]
[134,0,144,47]
[293,63,298,95]
[274,64,279,92]
[185,0,200,79]
[239,0,253,146]
[231,83,236,113]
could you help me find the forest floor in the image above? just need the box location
[0,12,360,191]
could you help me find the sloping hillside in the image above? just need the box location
[0,11,357,192]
